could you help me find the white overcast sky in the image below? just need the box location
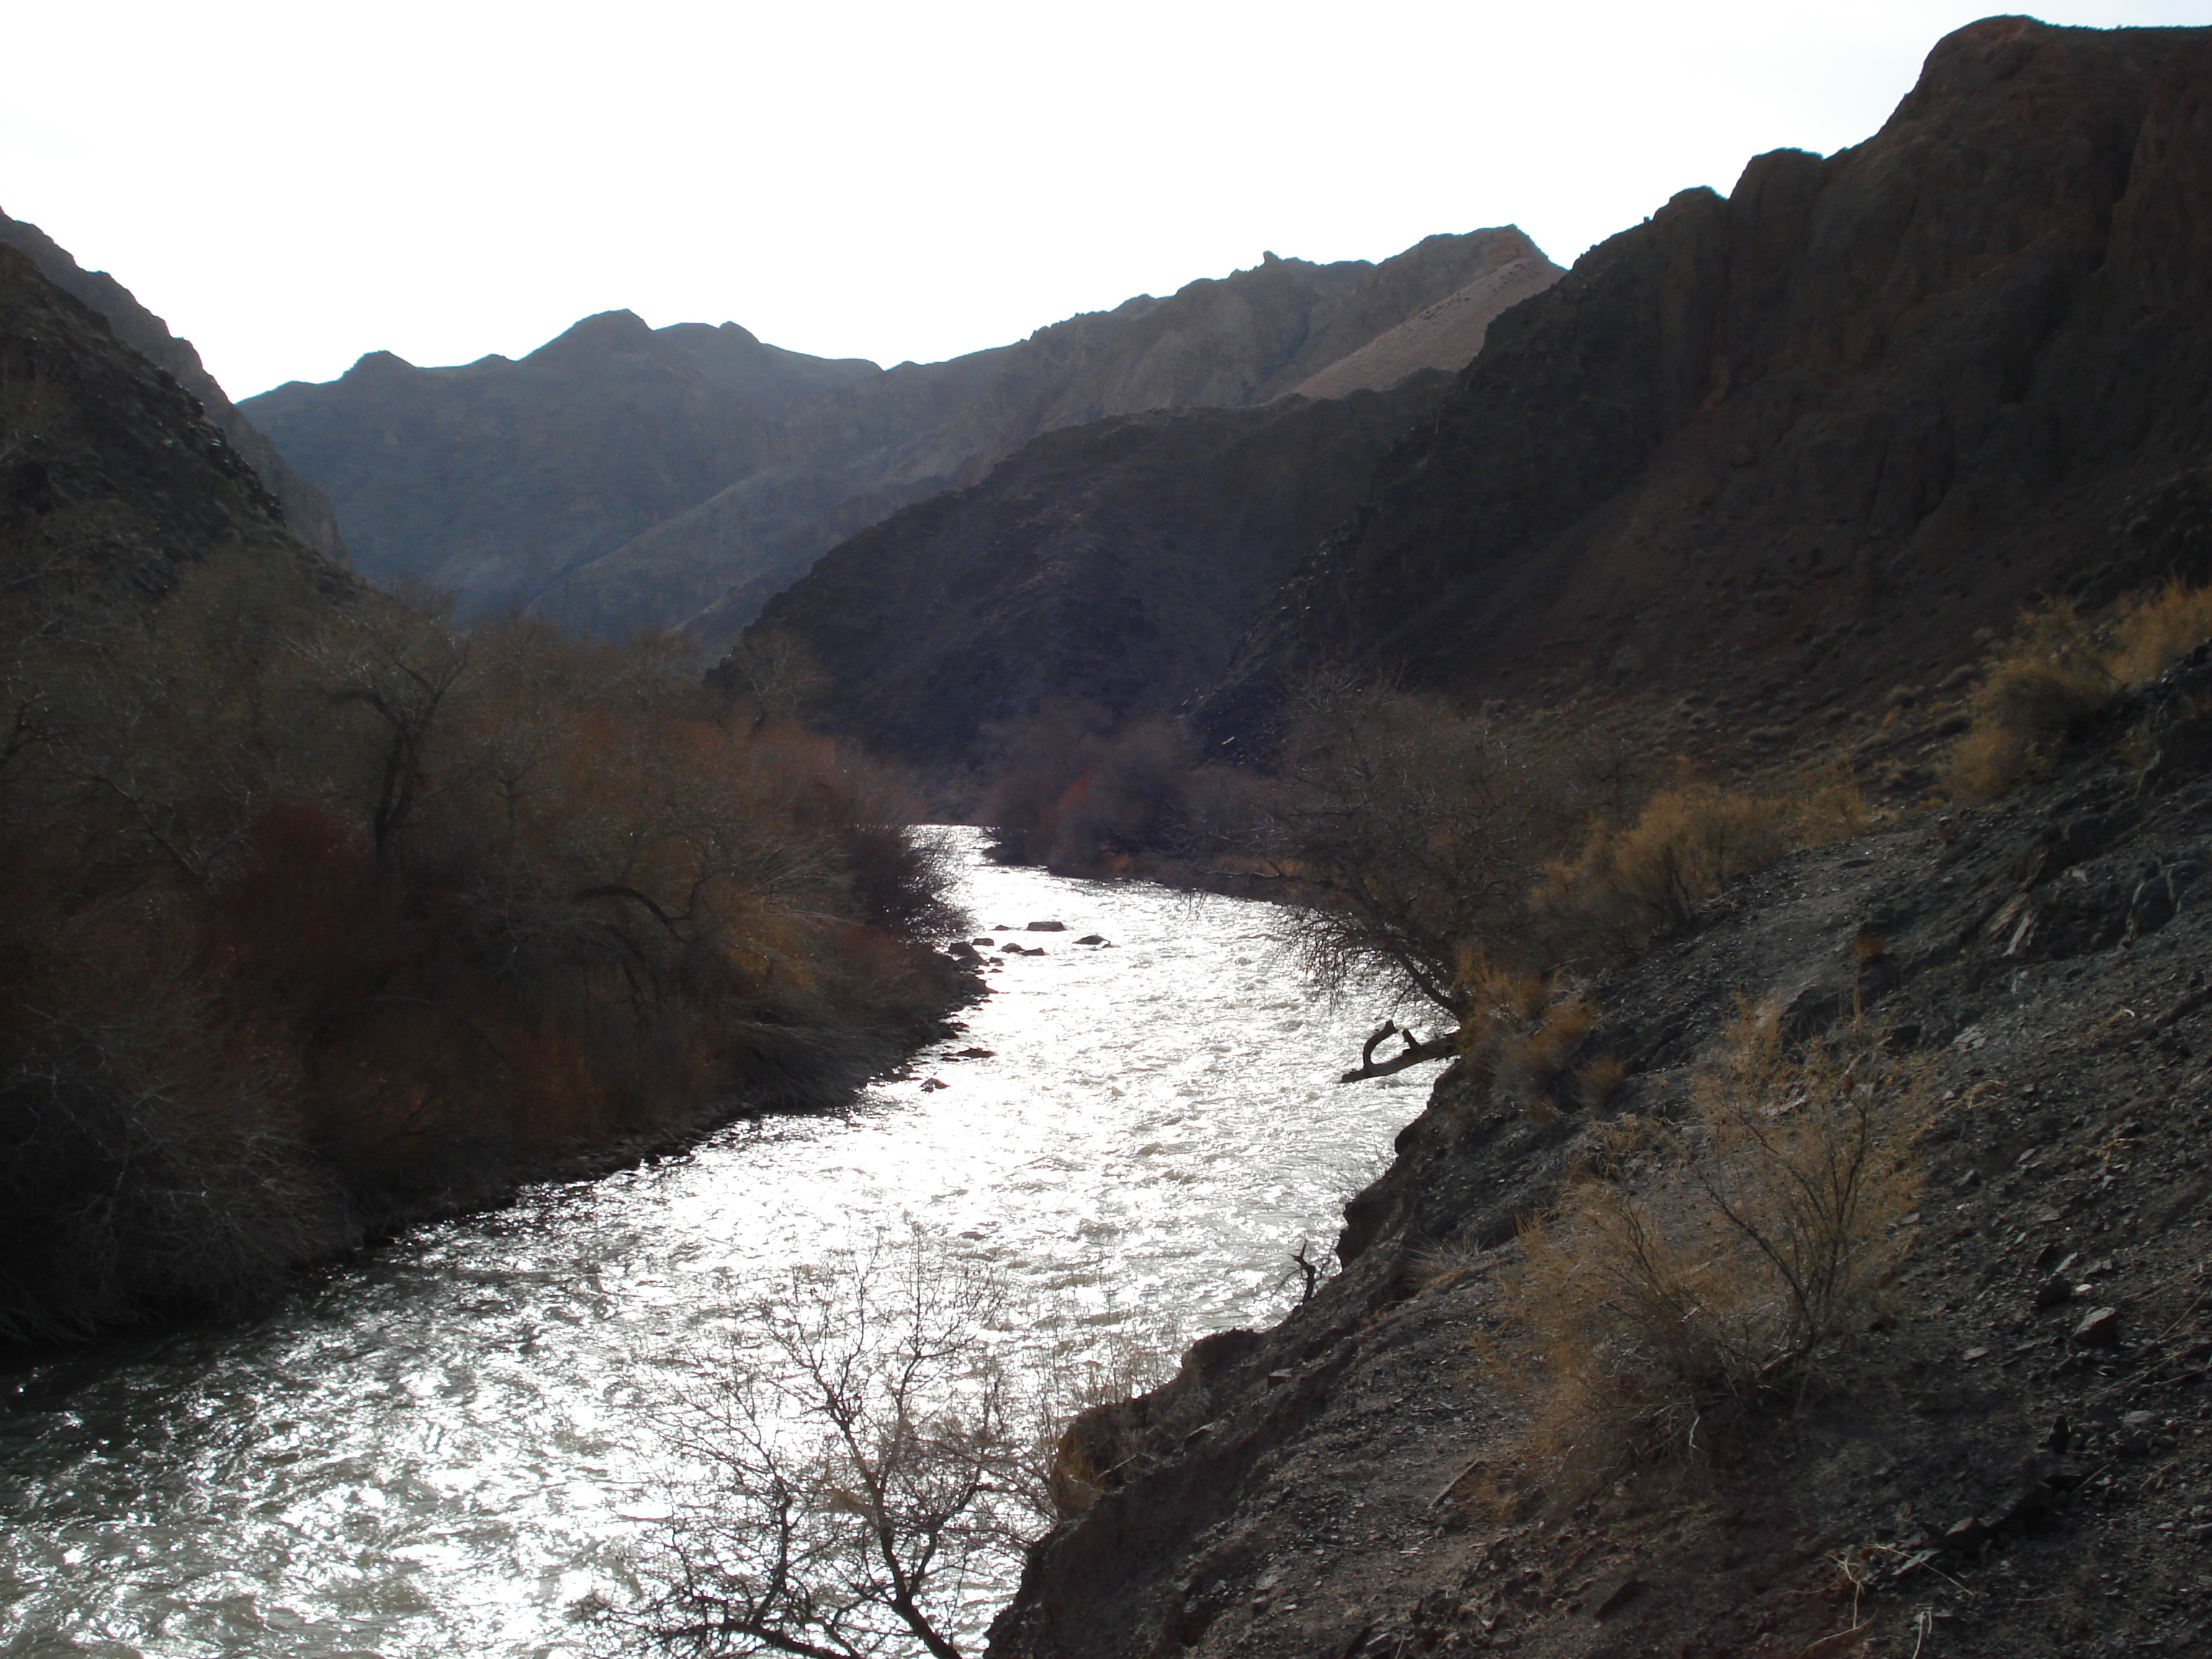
[6,1,2207,398]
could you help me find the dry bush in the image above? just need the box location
[2107,577,2212,689]
[1442,958,1605,1120]
[1532,772,1863,961]
[1493,1010,1925,1504]
[1939,601,2113,801]
[1576,1056,1629,1110]
[617,1233,1180,1658]
[1244,680,1599,1024]
[622,1236,1034,1659]
[978,707,1210,874]
[1935,582,2212,802]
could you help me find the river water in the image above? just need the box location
[0,830,1444,1658]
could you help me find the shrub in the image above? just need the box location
[1244,681,1599,1025]
[1938,602,2111,801]
[1941,582,2212,801]
[978,708,1211,873]
[1531,771,1865,960]
[613,1233,1181,1656]
[1492,1010,1925,1503]
[2108,577,2212,689]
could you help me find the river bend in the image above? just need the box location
[0,830,1444,1657]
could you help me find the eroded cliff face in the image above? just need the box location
[750,377,1453,765]
[239,228,1553,637]
[0,210,349,562]
[1199,17,2212,742]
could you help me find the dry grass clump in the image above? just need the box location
[1530,771,1867,958]
[1943,580,2212,800]
[1941,601,2113,799]
[1491,1009,1926,1505]
[1452,955,1605,1118]
[2108,576,2212,689]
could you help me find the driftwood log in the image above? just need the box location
[1339,1020,1458,1083]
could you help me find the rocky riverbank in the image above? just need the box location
[986,655,2212,1659]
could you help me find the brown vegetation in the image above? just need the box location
[0,548,968,1344]
[981,679,1871,1089]
[977,704,1267,876]
[1529,770,1867,958]
[1493,1011,1928,1508]
[1942,580,2212,800]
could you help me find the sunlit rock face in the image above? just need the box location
[239,228,1557,638]
[1195,19,2212,745]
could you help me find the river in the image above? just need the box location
[0,830,1446,1657]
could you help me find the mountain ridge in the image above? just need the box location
[240,228,1560,638]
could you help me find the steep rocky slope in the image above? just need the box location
[242,228,1549,634]
[986,658,2212,1659]
[0,209,348,560]
[749,375,1453,765]
[1199,18,2212,745]
[0,243,336,592]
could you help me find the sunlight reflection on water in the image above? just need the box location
[0,829,1444,1657]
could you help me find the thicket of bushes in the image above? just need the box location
[0,552,968,1343]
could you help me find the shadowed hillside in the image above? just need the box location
[1199,18,2212,745]
[747,375,1456,766]
[0,207,349,560]
[243,228,1557,639]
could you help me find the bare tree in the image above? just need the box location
[1236,677,1596,1075]
[713,629,832,735]
[613,1237,1051,1659]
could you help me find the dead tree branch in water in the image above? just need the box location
[1340,1020,1459,1083]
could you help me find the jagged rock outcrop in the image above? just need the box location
[749,376,1453,765]
[1198,18,2212,742]
[0,209,349,561]
[240,228,1547,634]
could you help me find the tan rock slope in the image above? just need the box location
[1287,252,1563,401]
